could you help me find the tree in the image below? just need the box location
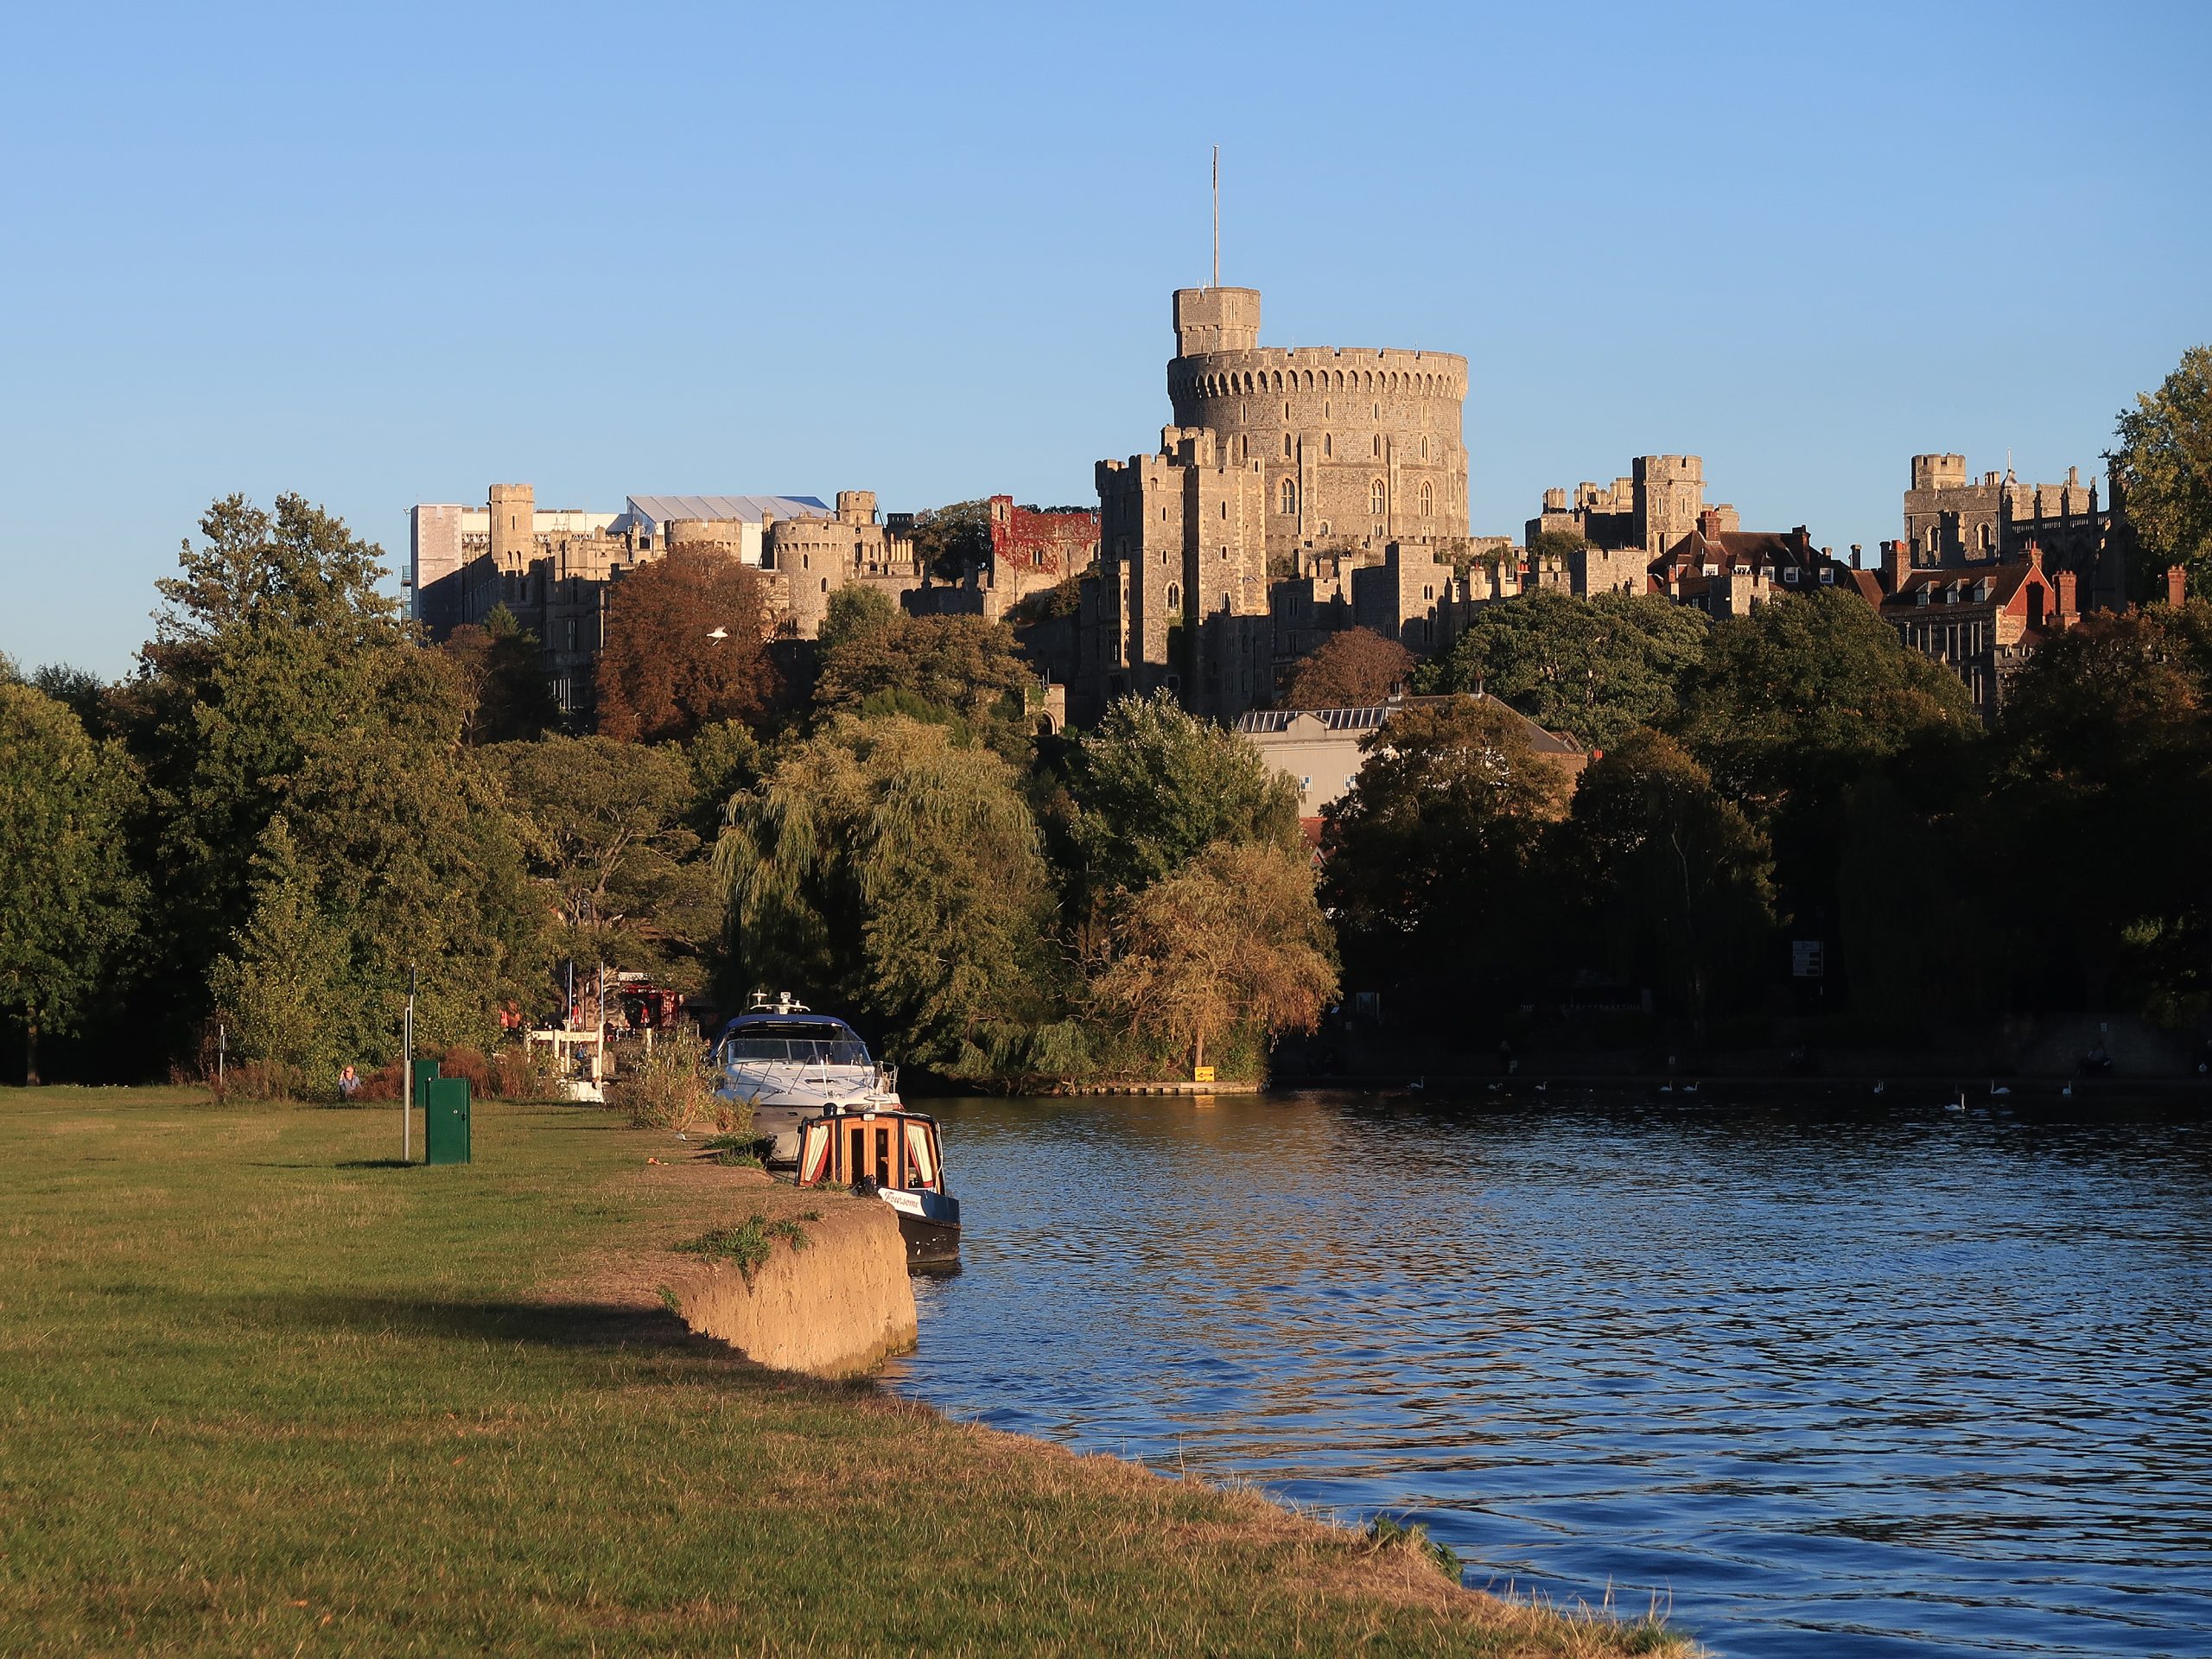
[716,715,1064,1073]
[0,685,141,1084]
[206,819,351,1080]
[1093,842,1338,1077]
[440,603,558,743]
[1319,696,1571,1011]
[1279,627,1415,709]
[817,586,900,651]
[124,494,409,1059]
[1063,693,1301,899]
[245,647,546,1065]
[1562,729,1776,1035]
[1421,589,1709,750]
[596,548,777,743]
[906,499,995,582]
[493,736,720,992]
[2111,345,2212,600]
[1673,588,1977,817]
[1986,601,2212,1014]
[813,610,1033,742]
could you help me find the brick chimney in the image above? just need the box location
[2167,564,2190,607]
[1880,538,1910,595]
[2055,568,2079,626]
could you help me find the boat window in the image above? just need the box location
[847,1126,866,1184]
[875,1127,893,1186]
[721,1037,870,1066]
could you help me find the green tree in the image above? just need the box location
[1672,588,1979,1010]
[206,818,351,1081]
[1319,696,1571,1011]
[257,648,546,1063]
[1988,600,2212,1014]
[716,715,1064,1073]
[1063,693,1301,899]
[813,610,1033,747]
[493,736,720,993]
[1674,588,1976,817]
[1092,842,1338,1078]
[906,499,995,582]
[0,685,142,1084]
[2111,344,2212,600]
[1562,729,1776,1035]
[441,603,558,743]
[1421,589,1708,749]
[817,586,900,651]
[124,494,407,1056]
[1280,627,1415,709]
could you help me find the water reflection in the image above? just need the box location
[880,1092,2212,1657]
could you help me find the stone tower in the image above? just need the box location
[488,482,534,574]
[1632,455,1704,555]
[1163,285,1469,565]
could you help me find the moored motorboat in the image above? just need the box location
[792,1104,961,1268]
[712,993,901,1166]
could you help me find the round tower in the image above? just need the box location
[1164,287,1468,563]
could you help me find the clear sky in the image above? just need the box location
[3,1,2206,678]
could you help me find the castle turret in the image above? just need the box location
[1173,287,1262,356]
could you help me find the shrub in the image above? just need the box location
[676,1212,811,1280]
[611,1026,715,1130]
[493,1043,559,1100]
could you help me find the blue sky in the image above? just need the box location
[3,1,2206,677]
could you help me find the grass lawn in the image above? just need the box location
[0,1088,1685,1656]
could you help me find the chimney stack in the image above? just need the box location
[2056,568,2079,626]
[2166,565,2190,607]
[1880,538,1910,595]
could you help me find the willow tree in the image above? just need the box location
[715,715,1071,1074]
[1093,842,1338,1080]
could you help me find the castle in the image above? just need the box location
[408,486,927,713]
[1070,286,1480,723]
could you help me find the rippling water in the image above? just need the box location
[879,1093,2212,1657]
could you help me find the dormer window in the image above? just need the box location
[1916,588,1931,606]
[1819,567,1835,585]
[1783,566,1799,583]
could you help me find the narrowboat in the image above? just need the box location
[793,1104,961,1268]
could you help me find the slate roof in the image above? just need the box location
[1881,563,2037,613]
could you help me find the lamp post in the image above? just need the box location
[403,963,416,1164]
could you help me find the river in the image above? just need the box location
[879,1091,2212,1658]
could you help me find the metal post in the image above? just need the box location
[1211,144,1219,289]
[216,1021,226,1089]
[403,964,416,1164]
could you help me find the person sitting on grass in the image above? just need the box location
[338,1064,360,1102]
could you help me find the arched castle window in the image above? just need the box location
[1978,523,1993,551]
[1166,583,1180,610]
[1282,433,1293,459]
[1370,480,1387,515]
[1421,435,1430,459]
[1323,433,1332,457]
[1372,435,1382,458]
[1280,479,1298,515]
[1284,401,1292,421]
[1421,481,1433,516]
[1926,526,1940,555]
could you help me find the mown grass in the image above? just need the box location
[0,1088,1689,1656]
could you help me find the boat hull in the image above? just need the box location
[878,1187,961,1268]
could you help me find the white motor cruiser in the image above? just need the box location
[712,993,901,1165]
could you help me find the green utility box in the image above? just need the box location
[411,1058,437,1105]
[425,1077,471,1166]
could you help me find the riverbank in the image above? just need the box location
[0,1087,1684,1656]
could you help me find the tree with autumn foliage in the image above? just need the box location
[595,549,777,743]
[1279,626,1415,709]
[1092,842,1338,1079]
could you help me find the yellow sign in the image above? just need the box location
[1192,1065,1215,1083]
